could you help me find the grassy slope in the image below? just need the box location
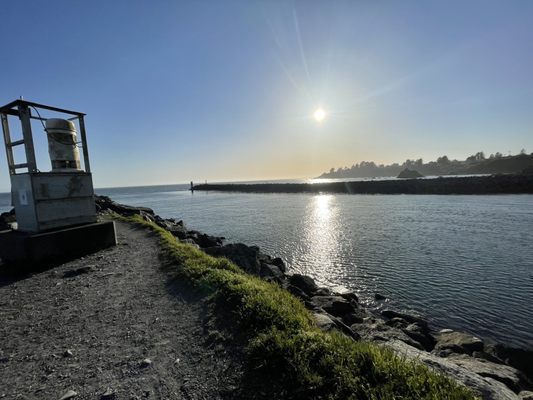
[125,215,476,399]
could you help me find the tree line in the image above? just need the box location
[319,149,532,178]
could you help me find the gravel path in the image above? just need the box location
[0,221,241,400]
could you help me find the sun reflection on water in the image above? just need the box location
[303,194,342,288]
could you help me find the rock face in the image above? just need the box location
[397,168,424,178]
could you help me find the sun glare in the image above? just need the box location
[313,107,327,122]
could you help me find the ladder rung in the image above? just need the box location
[13,163,28,169]
[8,139,25,147]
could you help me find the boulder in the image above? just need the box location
[286,285,310,301]
[0,208,15,230]
[310,295,355,318]
[288,274,318,296]
[519,391,533,400]
[342,310,366,325]
[271,257,286,273]
[486,344,533,384]
[385,317,408,329]
[374,293,387,301]
[313,312,336,332]
[259,264,284,282]
[402,323,435,351]
[168,224,187,240]
[447,354,524,392]
[314,287,332,296]
[339,292,359,304]
[204,243,261,275]
[352,321,428,351]
[190,232,223,248]
[381,309,429,329]
[386,339,519,400]
[94,195,155,217]
[434,330,484,355]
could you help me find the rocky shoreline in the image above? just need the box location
[92,195,533,399]
[191,174,533,195]
[2,196,532,399]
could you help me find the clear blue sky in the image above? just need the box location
[1,0,532,190]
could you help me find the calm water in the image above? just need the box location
[2,185,532,348]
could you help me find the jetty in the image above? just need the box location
[192,174,533,195]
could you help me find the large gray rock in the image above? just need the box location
[0,208,15,230]
[352,321,428,351]
[381,309,429,328]
[271,257,286,273]
[259,263,284,282]
[447,354,524,392]
[486,344,533,384]
[288,274,318,296]
[310,295,355,318]
[434,330,484,355]
[386,339,519,400]
[95,195,154,217]
[402,323,435,351]
[204,243,261,275]
[313,312,336,332]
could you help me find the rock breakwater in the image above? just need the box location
[58,196,533,398]
[192,174,533,195]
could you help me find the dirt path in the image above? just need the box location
[0,221,241,400]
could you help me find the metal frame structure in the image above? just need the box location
[0,99,91,174]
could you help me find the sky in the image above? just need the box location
[1,0,532,190]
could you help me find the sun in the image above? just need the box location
[313,107,327,122]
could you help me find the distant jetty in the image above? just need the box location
[192,174,533,195]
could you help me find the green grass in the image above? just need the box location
[123,215,477,399]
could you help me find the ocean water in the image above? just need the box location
[2,184,533,348]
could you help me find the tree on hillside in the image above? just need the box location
[437,155,450,164]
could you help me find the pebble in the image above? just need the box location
[374,293,387,301]
[100,388,116,399]
[140,358,152,368]
[59,389,78,400]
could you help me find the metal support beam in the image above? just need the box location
[9,139,25,147]
[1,113,16,174]
[18,105,38,173]
[78,116,91,173]
[13,163,29,169]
